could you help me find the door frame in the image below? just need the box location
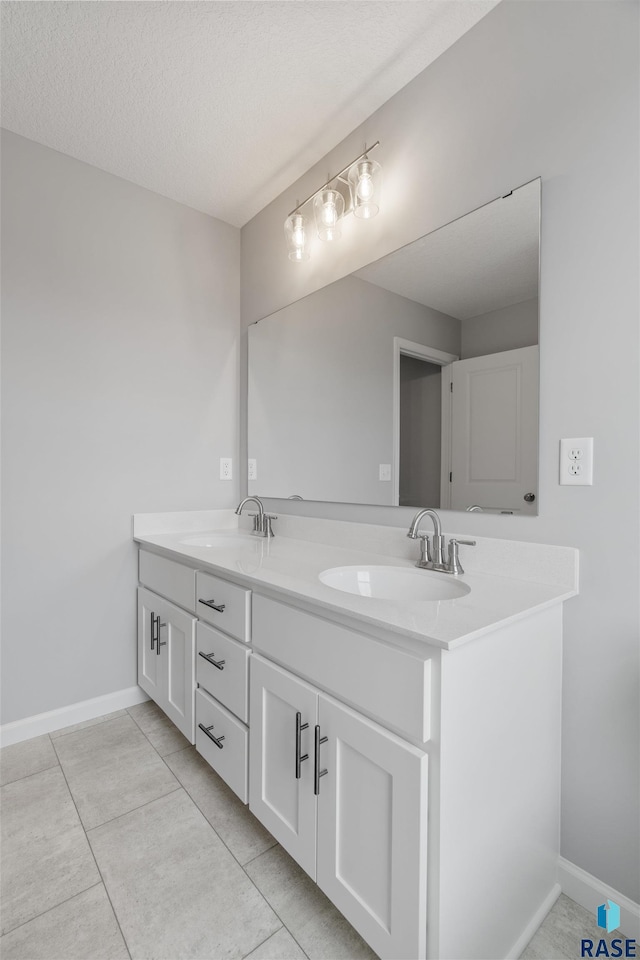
[392,338,458,507]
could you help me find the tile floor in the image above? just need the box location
[0,702,613,959]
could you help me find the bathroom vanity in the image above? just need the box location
[134,510,577,960]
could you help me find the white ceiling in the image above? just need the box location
[355,179,540,319]
[1,1,498,227]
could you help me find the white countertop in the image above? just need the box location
[134,514,578,651]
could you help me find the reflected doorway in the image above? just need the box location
[399,356,443,507]
[392,337,458,509]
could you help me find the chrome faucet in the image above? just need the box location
[235,497,277,538]
[407,508,475,574]
[407,508,446,569]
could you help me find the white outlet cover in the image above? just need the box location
[379,464,391,482]
[248,459,257,481]
[560,438,593,485]
[219,457,233,480]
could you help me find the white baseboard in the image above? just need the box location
[507,883,562,959]
[559,856,640,940]
[0,686,150,747]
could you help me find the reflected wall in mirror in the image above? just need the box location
[248,178,540,515]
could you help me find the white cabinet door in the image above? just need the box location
[317,695,429,960]
[137,587,196,743]
[249,655,318,878]
[160,597,196,743]
[137,587,163,703]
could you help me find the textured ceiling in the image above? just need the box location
[355,179,540,319]
[1,1,498,227]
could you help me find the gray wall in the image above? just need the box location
[1,131,240,725]
[248,275,458,504]
[241,2,640,902]
[461,297,538,359]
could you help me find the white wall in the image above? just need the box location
[248,275,458,504]
[1,131,240,725]
[241,2,640,903]
[461,297,538,359]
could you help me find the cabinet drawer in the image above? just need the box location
[139,550,196,612]
[196,688,248,802]
[195,571,251,642]
[252,595,432,743]
[196,622,250,722]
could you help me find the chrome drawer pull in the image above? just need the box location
[295,711,309,779]
[198,598,226,613]
[198,651,226,671]
[150,611,157,650]
[314,725,328,795]
[198,723,225,749]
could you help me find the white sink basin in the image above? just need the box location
[180,532,253,548]
[319,565,470,602]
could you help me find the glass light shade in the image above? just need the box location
[313,189,345,241]
[284,213,310,262]
[348,157,382,219]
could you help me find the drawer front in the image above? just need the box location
[196,622,250,722]
[252,594,432,743]
[195,571,251,642]
[139,550,196,612]
[196,689,248,802]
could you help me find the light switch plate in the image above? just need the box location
[560,438,593,485]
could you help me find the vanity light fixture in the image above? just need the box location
[348,156,382,219]
[313,188,344,241]
[283,141,381,261]
[284,212,310,262]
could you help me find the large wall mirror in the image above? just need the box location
[248,178,540,515]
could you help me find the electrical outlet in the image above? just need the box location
[248,459,257,481]
[560,438,593,485]
[379,464,391,482]
[219,457,233,480]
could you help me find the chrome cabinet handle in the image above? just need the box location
[198,598,226,613]
[314,725,328,795]
[295,711,309,779]
[524,492,536,502]
[155,618,167,655]
[198,723,225,749]
[150,611,157,650]
[198,651,225,671]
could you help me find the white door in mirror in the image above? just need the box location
[559,437,593,485]
[448,346,539,513]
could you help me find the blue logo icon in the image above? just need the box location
[597,900,621,934]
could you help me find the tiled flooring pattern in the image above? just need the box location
[0,703,618,959]
[0,703,375,959]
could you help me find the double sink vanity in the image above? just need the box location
[134,505,577,960]
[131,174,564,960]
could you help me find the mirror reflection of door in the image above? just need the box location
[447,345,539,515]
[396,343,538,514]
